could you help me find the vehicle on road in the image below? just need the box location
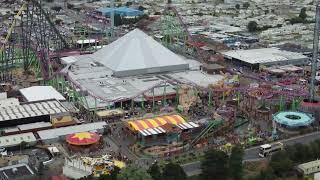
[258,142,284,157]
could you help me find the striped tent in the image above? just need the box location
[127,115,199,136]
[128,115,185,131]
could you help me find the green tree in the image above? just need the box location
[269,151,293,177]
[235,4,240,10]
[117,166,153,180]
[243,2,250,9]
[162,162,187,180]
[201,149,229,180]
[147,162,162,180]
[99,166,121,180]
[247,21,258,32]
[229,146,244,180]
[299,7,307,19]
[249,168,275,180]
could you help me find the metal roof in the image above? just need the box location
[19,86,66,102]
[37,121,107,140]
[222,48,308,65]
[89,29,189,77]
[97,7,143,17]
[0,100,68,122]
[0,133,36,148]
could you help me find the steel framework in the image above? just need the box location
[159,2,210,62]
[0,0,69,82]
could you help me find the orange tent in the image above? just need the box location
[127,115,185,131]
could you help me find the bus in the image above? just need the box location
[258,142,284,157]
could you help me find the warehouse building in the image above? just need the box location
[97,7,143,17]
[297,159,320,176]
[222,48,309,69]
[0,99,69,127]
[0,132,37,149]
[3,122,52,135]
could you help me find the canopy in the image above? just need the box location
[66,132,100,146]
[128,115,185,131]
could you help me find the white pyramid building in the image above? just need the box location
[91,29,189,77]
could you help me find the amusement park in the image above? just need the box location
[1,0,320,179]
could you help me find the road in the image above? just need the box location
[182,131,320,176]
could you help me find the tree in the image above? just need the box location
[147,162,162,180]
[117,166,153,180]
[162,162,187,180]
[269,151,293,177]
[243,2,250,9]
[249,168,275,180]
[299,7,307,19]
[99,166,121,180]
[235,4,240,10]
[229,146,244,180]
[201,149,229,180]
[247,21,258,32]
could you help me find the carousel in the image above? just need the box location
[66,132,102,152]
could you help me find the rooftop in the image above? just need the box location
[37,121,107,140]
[0,164,34,180]
[222,48,308,65]
[87,29,189,77]
[97,7,143,17]
[19,86,66,102]
[0,100,69,122]
[298,159,320,172]
[0,132,36,148]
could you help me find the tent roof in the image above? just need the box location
[91,29,189,76]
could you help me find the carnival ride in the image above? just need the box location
[0,0,70,81]
[81,154,125,177]
[66,132,100,146]
[159,0,211,62]
[273,111,315,129]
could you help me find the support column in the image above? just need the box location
[152,88,155,111]
[163,82,167,106]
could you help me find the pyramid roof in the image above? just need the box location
[91,29,189,77]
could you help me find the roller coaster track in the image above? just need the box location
[0,0,69,81]
[162,3,210,62]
